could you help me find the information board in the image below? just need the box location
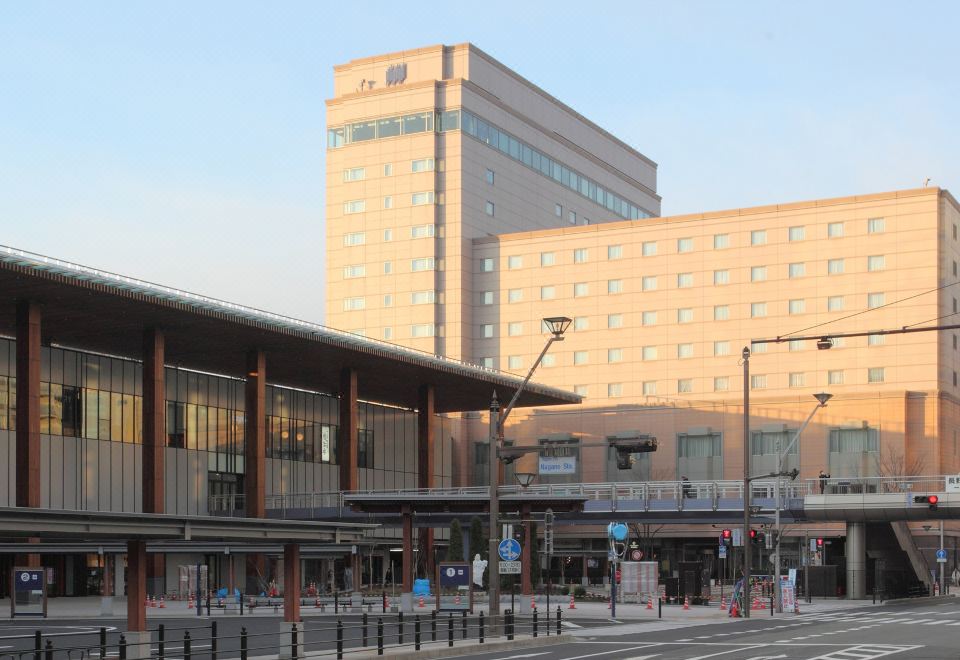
[11,567,47,618]
[436,562,472,612]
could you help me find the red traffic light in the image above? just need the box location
[722,529,732,539]
[816,538,824,547]
[913,494,939,509]
[928,495,939,505]
[749,529,757,539]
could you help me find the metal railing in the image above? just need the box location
[805,475,950,495]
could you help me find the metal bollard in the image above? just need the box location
[116,636,124,660]
[398,610,404,645]
[337,619,344,660]
[362,611,369,646]
[377,617,384,655]
[240,627,248,660]
[556,606,561,636]
[45,639,53,660]
[382,590,387,613]
[415,615,421,650]
[770,596,774,616]
[658,597,662,619]
[462,610,468,640]
[183,631,191,660]
[240,591,244,615]
[448,613,454,647]
[34,630,41,660]
[479,611,485,644]
[100,626,107,660]
[206,595,211,616]
[158,623,165,659]
[507,609,514,641]
[335,590,339,614]
[431,609,437,641]
[533,608,538,637]
[292,622,299,660]
[211,620,218,660]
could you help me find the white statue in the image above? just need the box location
[472,554,487,587]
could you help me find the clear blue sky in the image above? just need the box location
[2,1,957,323]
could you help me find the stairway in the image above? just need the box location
[890,521,932,592]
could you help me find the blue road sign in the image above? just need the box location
[719,545,727,559]
[498,538,521,561]
[937,549,948,560]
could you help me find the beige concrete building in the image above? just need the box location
[325,43,660,361]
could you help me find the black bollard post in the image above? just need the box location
[431,609,437,641]
[658,596,662,619]
[337,619,344,660]
[206,594,211,617]
[415,615,421,650]
[116,636,124,660]
[377,617,384,656]
[335,590,339,614]
[34,630,41,660]
[45,639,53,660]
[448,613,453,647]
[158,623,165,660]
[183,631,191,660]
[398,610,404,645]
[507,609,514,641]
[770,596,774,616]
[479,611,485,644]
[556,606,561,637]
[462,610,468,640]
[100,626,107,660]
[211,620,218,660]
[292,622,299,660]
[382,590,386,614]
[362,611,369,646]
[240,627,248,660]
[533,607,538,637]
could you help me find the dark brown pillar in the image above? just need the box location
[142,327,165,513]
[521,503,532,597]
[244,350,266,518]
[16,300,40,509]
[127,540,147,632]
[283,543,301,623]
[417,385,435,576]
[338,368,358,491]
[401,505,413,594]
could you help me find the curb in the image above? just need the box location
[249,634,575,660]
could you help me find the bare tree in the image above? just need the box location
[875,448,925,492]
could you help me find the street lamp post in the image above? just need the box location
[742,347,751,618]
[488,316,571,619]
[772,392,831,612]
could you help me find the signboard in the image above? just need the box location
[810,538,818,552]
[498,539,521,562]
[732,528,743,547]
[781,581,796,612]
[937,549,948,563]
[946,475,960,492]
[631,549,643,561]
[538,456,576,475]
[320,426,331,463]
[620,561,658,597]
[718,545,727,559]
[11,567,47,618]
[499,561,521,574]
[436,562,472,612]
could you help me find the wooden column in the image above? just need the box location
[417,385,435,577]
[401,505,413,594]
[15,300,40,510]
[338,368,358,491]
[244,350,266,518]
[127,540,147,632]
[283,543,301,622]
[142,327,165,513]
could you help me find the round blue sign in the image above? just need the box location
[937,549,948,560]
[498,538,521,561]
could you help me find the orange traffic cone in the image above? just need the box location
[794,599,800,614]
[454,593,461,606]
[719,595,726,610]
[530,595,536,610]
[646,595,653,610]
[150,596,157,608]
[418,595,425,608]
[144,595,150,608]
[568,594,576,610]
[384,595,391,609]
[159,596,166,609]
[188,594,194,609]
[683,596,690,610]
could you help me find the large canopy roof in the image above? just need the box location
[0,246,580,413]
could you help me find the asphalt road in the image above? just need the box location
[448,599,960,660]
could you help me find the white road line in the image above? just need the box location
[804,644,923,660]
[562,620,583,628]
[558,645,659,660]
[489,653,550,660]
[684,647,765,660]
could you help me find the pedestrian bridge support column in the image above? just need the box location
[846,521,866,599]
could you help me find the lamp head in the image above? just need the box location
[543,316,572,339]
[816,337,833,350]
[814,392,833,406]
[514,472,536,488]
[742,346,751,359]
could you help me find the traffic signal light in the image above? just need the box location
[749,529,758,543]
[913,494,939,510]
[816,538,824,548]
[722,529,732,546]
[610,436,658,470]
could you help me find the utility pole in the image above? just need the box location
[742,346,752,618]
[487,392,500,617]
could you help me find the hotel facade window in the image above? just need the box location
[344,200,365,214]
[714,377,729,391]
[788,263,805,278]
[714,341,730,356]
[507,289,522,303]
[677,379,693,393]
[752,428,799,475]
[383,295,393,307]
[485,168,495,184]
[642,311,657,326]
[677,431,723,480]
[508,255,522,269]
[642,381,657,396]
[828,259,845,274]
[343,297,365,311]
[789,226,805,241]
[411,290,435,305]
[411,224,435,238]
[608,244,623,259]
[642,346,657,360]
[410,324,435,338]
[868,292,885,308]
[555,203,563,217]
[568,210,577,225]
[608,313,623,328]
[410,258,435,272]
[678,238,693,253]
[411,158,435,172]
[642,276,657,291]
[541,285,556,300]
[714,234,729,249]
[343,264,366,278]
[828,222,844,238]
[751,230,767,246]
[868,367,886,383]
[714,305,729,321]
[751,302,767,318]
[789,299,805,314]
[343,167,365,182]
[607,383,623,397]
[574,282,589,297]
[573,316,588,331]
[541,252,556,266]
[485,201,495,216]
[482,291,494,305]
[383,229,393,241]
[480,324,493,338]
[789,372,805,387]
[383,163,393,176]
[751,374,767,389]
[608,348,624,363]
[868,255,885,271]
[714,270,729,285]
[868,217,885,233]
[677,308,693,323]
[508,322,523,336]
[573,248,588,263]
[868,333,885,346]
[828,426,879,478]
[608,279,624,294]
[383,262,392,274]
[508,356,522,370]
[828,370,844,385]
[641,241,656,256]
[677,343,693,359]
[383,196,393,209]
[343,232,365,246]
[677,273,693,288]
[573,351,588,365]
[411,191,435,206]
[751,266,767,282]
[480,258,494,272]
[828,295,844,311]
